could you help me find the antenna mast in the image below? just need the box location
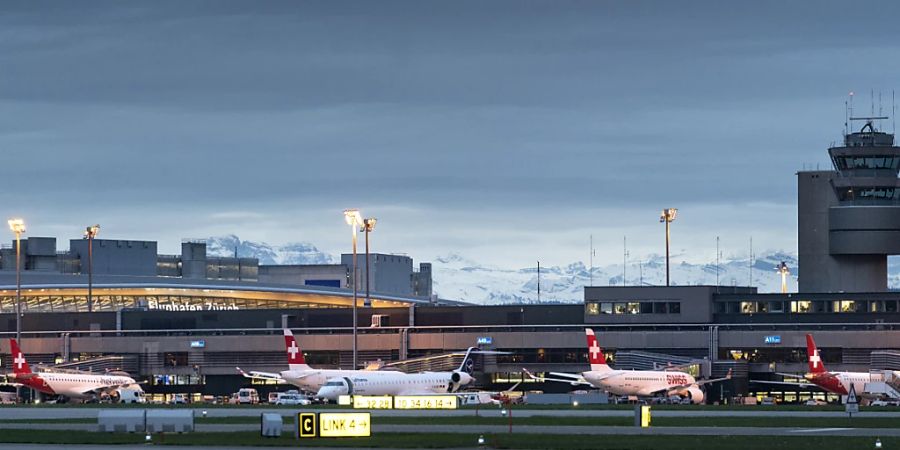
[589,235,594,287]
[749,236,753,287]
[623,236,627,286]
[716,236,720,290]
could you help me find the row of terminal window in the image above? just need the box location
[832,155,900,171]
[717,300,899,314]
[836,186,900,201]
[720,348,841,364]
[585,301,681,316]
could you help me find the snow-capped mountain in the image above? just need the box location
[430,251,800,304]
[206,235,333,265]
[205,235,899,305]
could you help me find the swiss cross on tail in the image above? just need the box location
[283,329,308,369]
[806,334,827,374]
[805,334,826,374]
[8,339,32,375]
[585,329,610,372]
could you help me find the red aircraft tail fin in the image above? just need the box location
[9,339,32,375]
[806,334,827,374]
[283,329,308,370]
[585,329,611,372]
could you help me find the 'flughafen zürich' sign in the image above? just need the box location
[147,299,239,311]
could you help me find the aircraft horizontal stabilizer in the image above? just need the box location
[235,367,287,383]
[523,368,592,386]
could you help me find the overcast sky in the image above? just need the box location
[2,1,900,267]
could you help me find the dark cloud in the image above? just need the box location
[1,1,899,263]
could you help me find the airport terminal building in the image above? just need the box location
[2,121,900,404]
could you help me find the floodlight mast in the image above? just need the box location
[659,209,677,286]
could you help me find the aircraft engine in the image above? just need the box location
[685,386,704,404]
[447,371,473,392]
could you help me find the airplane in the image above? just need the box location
[6,339,143,402]
[755,334,889,397]
[238,329,477,394]
[525,328,730,404]
[314,347,477,400]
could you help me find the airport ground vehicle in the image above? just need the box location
[170,393,188,404]
[760,397,777,406]
[117,388,145,404]
[0,392,15,404]
[235,388,259,404]
[274,392,310,405]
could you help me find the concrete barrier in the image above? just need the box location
[146,409,194,433]
[98,409,146,433]
[260,413,283,437]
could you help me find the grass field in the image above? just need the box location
[1,402,896,412]
[0,429,893,449]
[2,414,898,429]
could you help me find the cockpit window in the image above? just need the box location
[324,380,344,387]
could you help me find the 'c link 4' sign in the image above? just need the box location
[393,395,458,409]
[297,412,371,438]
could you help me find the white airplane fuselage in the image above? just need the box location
[15,372,139,399]
[583,369,700,399]
[316,371,471,400]
[280,368,399,393]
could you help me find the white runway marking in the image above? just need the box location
[790,428,852,433]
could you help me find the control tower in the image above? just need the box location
[798,116,900,292]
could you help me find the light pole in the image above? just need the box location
[343,209,363,370]
[776,261,790,294]
[84,224,100,313]
[362,218,376,308]
[659,208,677,286]
[8,218,25,404]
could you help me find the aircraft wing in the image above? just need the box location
[694,369,732,387]
[235,367,287,383]
[80,383,141,396]
[776,371,837,381]
[753,379,817,388]
[523,369,593,386]
[649,369,733,396]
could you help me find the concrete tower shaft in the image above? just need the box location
[798,120,900,293]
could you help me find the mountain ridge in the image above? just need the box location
[205,235,899,304]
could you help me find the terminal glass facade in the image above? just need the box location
[585,301,681,316]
